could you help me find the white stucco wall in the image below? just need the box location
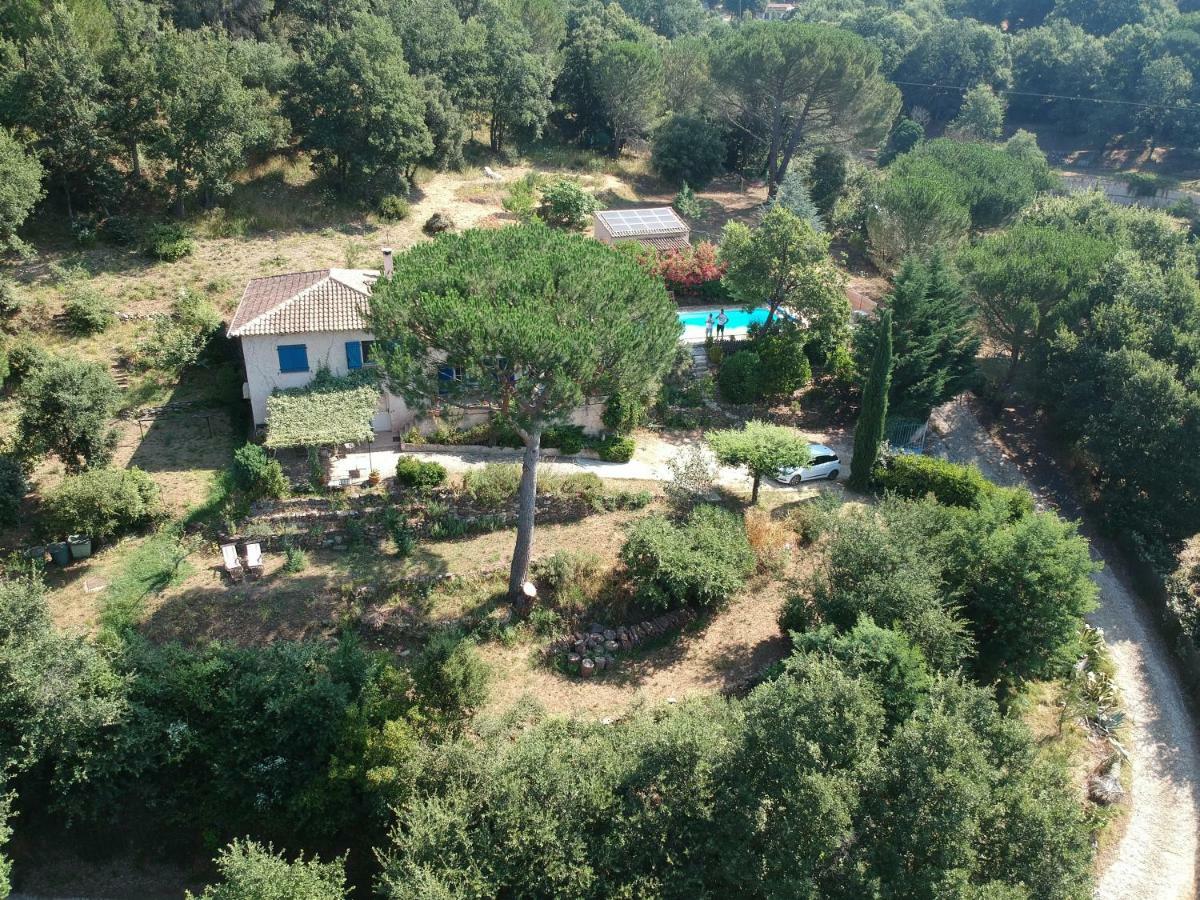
[240,330,408,432]
[239,332,607,435]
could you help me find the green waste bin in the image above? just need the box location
[68,535,92,560]
[48,542,70,566]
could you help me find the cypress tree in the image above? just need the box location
[850,309,892,489]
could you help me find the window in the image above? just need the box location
[437,364,464,395]
[811,455,836,465]
[277,344,309,373]
[346,340,379,371]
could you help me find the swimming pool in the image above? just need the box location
[678,307,771,342]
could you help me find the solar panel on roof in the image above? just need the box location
[598,207,686,236]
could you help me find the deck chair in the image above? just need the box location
[220,543,243,582]
[244,541,264,578]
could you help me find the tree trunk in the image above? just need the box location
[1004,345,1021,384]
[751,472,761,505]
[130,142,141,180]
[507,429,542,602]
[62,174,73,221]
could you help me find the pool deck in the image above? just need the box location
[676,303,776,344]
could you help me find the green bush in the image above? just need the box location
[187,839,347,900]
[143,223,195,261]
[543,424,585,455]
[394,456,447,490]
[538,179,599,230]
[230,444,288,500]
[6,336,48,383]
[378,194,411,221]
[673,182,702,220]
[718,350,762,404]
[602,390,647,434]
[620,504,755,610]
[596,435,636,463]
[282,545,309,574]
[63,286,116,335]
[41,467,162,540]
[138,289,221,374]
[463,463,521,509]
[0,454,27,525]
[874,454,1032,518]
[755,323,812,398]
[651,114,726,187]
[536,549,600,607]
[411,630,490,722]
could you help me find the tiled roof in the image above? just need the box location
[227,269,379,337]
[641,234,692,252]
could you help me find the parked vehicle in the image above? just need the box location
[776,444,840,485]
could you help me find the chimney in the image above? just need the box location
[381,247,394,277]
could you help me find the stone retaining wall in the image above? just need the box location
[547,608,696,677]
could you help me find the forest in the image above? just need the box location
[2,0,1200,896]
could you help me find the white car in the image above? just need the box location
[776,444,841,485]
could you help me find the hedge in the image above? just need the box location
[873,454,1032,519]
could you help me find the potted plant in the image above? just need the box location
[368,469,381,486]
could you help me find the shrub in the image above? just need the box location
[718,350,763,404]
[651,114,726,187]
[536,549,601,608]
[543,424,585,455]
[378,194,411,221]
[17,357,120,472]
[603,390,647,434]
[755,322,812,398]
[0,454,27,525]
[282,545,309,574]
[411,630,490,722]
[143,223,195,261]
[673,182,702,220]
[186,839,347,900]
[463,463,521,509]
[788,494,841,546]
[542,470,606,507]
[665,445,716,511]
[394,457,447,490]
[230,444,288,500]
[424,212,454,234]
[538,179,599,230]
[874,454,1032,518]
[502,173,542,224]
[41,467,162,540]
[0,276,23,321]
[596,435,636,463]
[744,507,791,574]
[620,504,755,610]
[1167,535,1200,648]
[6,336,48,383]
[63,285,116,335]
[649,241,725,296]
[139,289,221,374]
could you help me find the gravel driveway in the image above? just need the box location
[931,398,1200,900]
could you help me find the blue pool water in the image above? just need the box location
[678,307,771,340]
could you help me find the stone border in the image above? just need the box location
[547,608,696,677]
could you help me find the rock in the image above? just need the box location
[604,629,616,641]
[424,212,454,234]
[605,640,619,653]
[595,656,608,671]
[1089,761,1125,805]
[590,623,605,634]
[580,658,596,678]
[574,640,587,655]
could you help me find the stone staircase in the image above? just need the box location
[690,343,709,379]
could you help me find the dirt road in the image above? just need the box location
[931,398,1200,900]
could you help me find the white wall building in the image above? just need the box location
[227,252,604,438]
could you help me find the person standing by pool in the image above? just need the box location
[705,312,715,340]
[716,309,728,338]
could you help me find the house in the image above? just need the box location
[227,249,605,439]
[593,208,691,252]
[759,2,795,19]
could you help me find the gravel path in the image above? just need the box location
[931,398,1200,900]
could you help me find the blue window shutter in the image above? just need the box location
[277,344,309,373]
[346,341,363,370]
